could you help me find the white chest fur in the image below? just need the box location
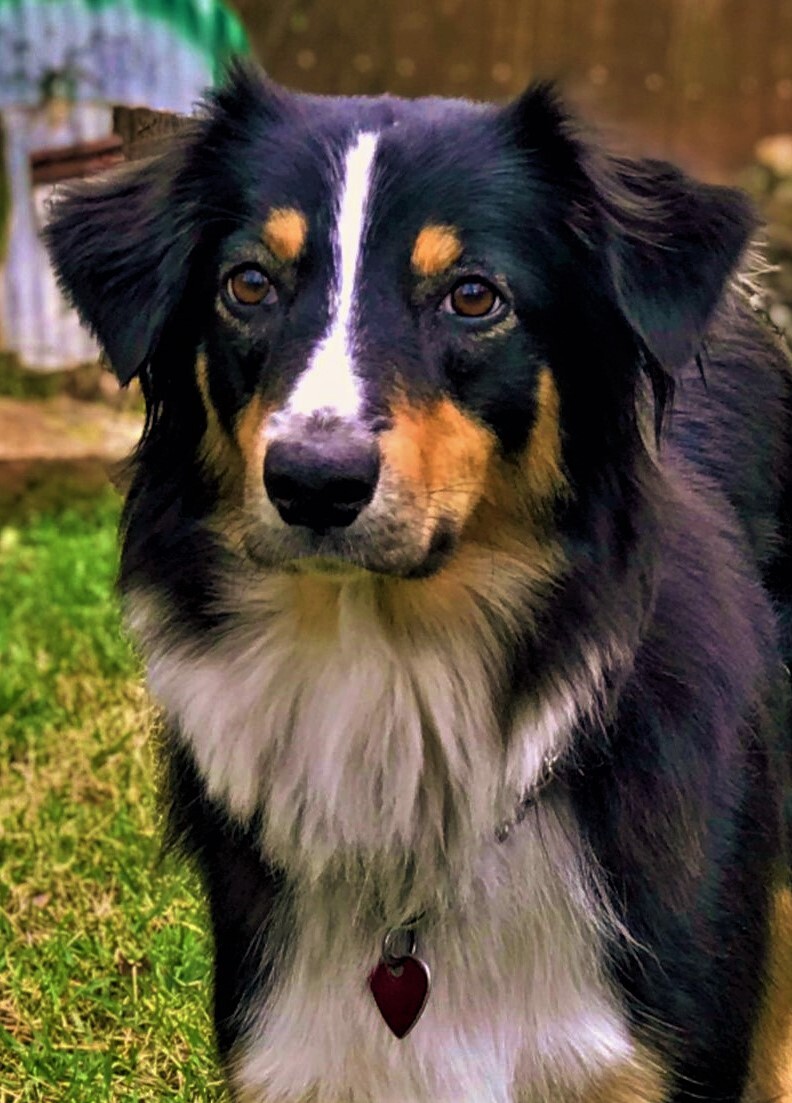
[127,575,634,1101]
[231,802,639,1103]
[231,801,633,1103]
[130,573,588,880]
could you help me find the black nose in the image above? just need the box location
[264,434,381,530]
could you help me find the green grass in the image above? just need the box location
[0,494,226,1102]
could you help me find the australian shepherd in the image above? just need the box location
[47,62,792,1102]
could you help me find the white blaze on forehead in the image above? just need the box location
[287,131,379,420]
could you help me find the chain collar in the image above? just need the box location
[382,748,566,955]
[494,748,564,843]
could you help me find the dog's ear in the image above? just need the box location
[600,157,759,369]
[45,151,198,385]
[504,83,759,370]
[46,61,289,386]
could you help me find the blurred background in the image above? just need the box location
[2,0,792,380]
[1,4,791,1100]
[235,0,792,178]
[2,0,792,516]
[2,0,792,391]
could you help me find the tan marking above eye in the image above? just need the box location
[262,207,308,262]
[411,224,463,277]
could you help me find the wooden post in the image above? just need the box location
[112,106,188,162]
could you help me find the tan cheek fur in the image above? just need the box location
[744,885,792,1102]
[262,207,308,263]
[411,223,463,278]
[380,396,494,541]
[195,355,242,490]
[235,394,268,465]
[521,366,567,505]
[464,366,568,553]
[376,377,569,631]
[194,356,275,506]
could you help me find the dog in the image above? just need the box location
[46,61,792,1102]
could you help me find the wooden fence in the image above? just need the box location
[229,0,792,178]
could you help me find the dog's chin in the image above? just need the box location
[242,521,458,580]
[285,556,372,580]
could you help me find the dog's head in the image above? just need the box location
[46,64,756,583]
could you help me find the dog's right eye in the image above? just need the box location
[225,266,277,307]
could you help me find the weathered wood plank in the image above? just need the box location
[112,106,189,162]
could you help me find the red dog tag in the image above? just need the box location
[368,955,431,1038]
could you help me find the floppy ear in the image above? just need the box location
[601,157,759,369]
[45,150,199,385]
[505,83,759,370]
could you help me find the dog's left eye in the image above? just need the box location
[442,279,502,319]
[225,266,278,307]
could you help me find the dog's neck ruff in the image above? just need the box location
[127,567,603,903]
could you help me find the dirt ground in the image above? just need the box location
[0,393,141,522]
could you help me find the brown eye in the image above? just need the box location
[226,267,276,306]
[446,279,500,318]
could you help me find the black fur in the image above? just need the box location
[46,63,792,1100]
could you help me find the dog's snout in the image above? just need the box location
[264,434,381,530]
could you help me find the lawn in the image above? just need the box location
[0,494,225,1102]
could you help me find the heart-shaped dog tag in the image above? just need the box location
[369,955,431,1039]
